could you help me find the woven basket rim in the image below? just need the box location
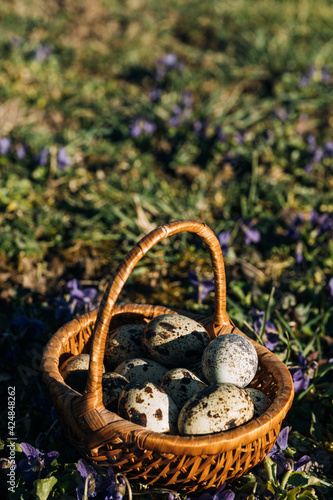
[42,303,294,456]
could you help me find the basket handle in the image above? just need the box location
[83,220,230,409]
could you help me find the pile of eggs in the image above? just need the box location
[59,314,271,436]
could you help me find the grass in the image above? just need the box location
[0,0,333,498]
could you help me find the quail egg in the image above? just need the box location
[245,388,271,418]
[114,357,168,385]
[161,368,207,410]
[143,314,210,368]
[104,324,146,370]
[118,381,179,433]
[178,383,254,435]
[102,372,129,412]
[60,353,105,393]
[202,333,258,388]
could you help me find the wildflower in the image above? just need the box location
[185,482,235,500]
[57,146,71,170]
[16,143,27,159]
[286,213,304,240]
[155,53,184,79]
[76,459,124,500]
[215,126,226,143]
[290,352,317,393]
[240,220,261,245]
[149,87,162,102]
[217,231,231,256]
[0,137,11,155]
[67,279,98,315]
[321,66,330,84]
[181,89,193,109]
[188,270,215,303]
[324,141,333,157]
[268,427,310,477]
[299,65,315,88]
[192,119,207,139]
[295,241,303,264]
[17,443,59,484]
[129,117,156,138]
[33,43,52,62]
[35,147,49,166]
[10,315,45,340]
[234,131,244,145]
[252,310,279,351]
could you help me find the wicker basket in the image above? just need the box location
[42,220,294,494]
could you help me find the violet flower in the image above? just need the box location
[67,279,98,315]
[240,220,261,246]
[33,43,53,62]
[35,147,49,166]
[286,213,304,240]
[289,352,316,393]
[328,277,333,297]
[149,87,162,102]
[129,117,156,138]
[0,137,11,155]
[252,310,279,351]
[16,143,27,159]
[57,146,71,170]
[76,459,123,500]
[185,482,235,500]
[155,53,184,79]
[17,443,59,484]
[192,119,207,139]
[268,427,310,477]
[188,270,215,303]
[10,315,45,339]
[215,126,226,143]
[217,231,231,256]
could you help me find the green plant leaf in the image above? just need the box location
[33,476,57,500]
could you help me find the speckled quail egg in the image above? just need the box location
[114,357,168,385]
[143,314,210,368]
[102,372,129,412]
[161,368,208,410]
[104,324,146,370]
[245,388,271,418]
[202,334,258,388]
[178,383,254,435]
[118,381,179,433]
[60,353,106,394]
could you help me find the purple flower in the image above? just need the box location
[215,126,226,143]
[10,315,45,339]
[149,88,162,102]
[268,427,310,477]
[286,213,304,240]
[321,66,330,84]
[181,89,193,109]
[0,137,11,155]
[76,459,123,500]
[252,310,279,351]
[295,241,303,263]
[186,482,235,500]
[57,147,71,170]
[155,53,184,79]
[129,117,156,138]
[16,143,27,159]
[234,131,244,144]
[67,279,98,314]
[299,65,316,88]
[217,231,231,256]
[17,443,59,484]
[35,147,49,166]
[306,134,317,153]
[33,43,53,62]
[324,141,333,158]
[291,369,310,393]
[188,270,215,303]
[329,277,333,296]
[192,119,207,139]
[240,220,261,245]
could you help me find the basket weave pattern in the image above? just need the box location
[42,221,294,493]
